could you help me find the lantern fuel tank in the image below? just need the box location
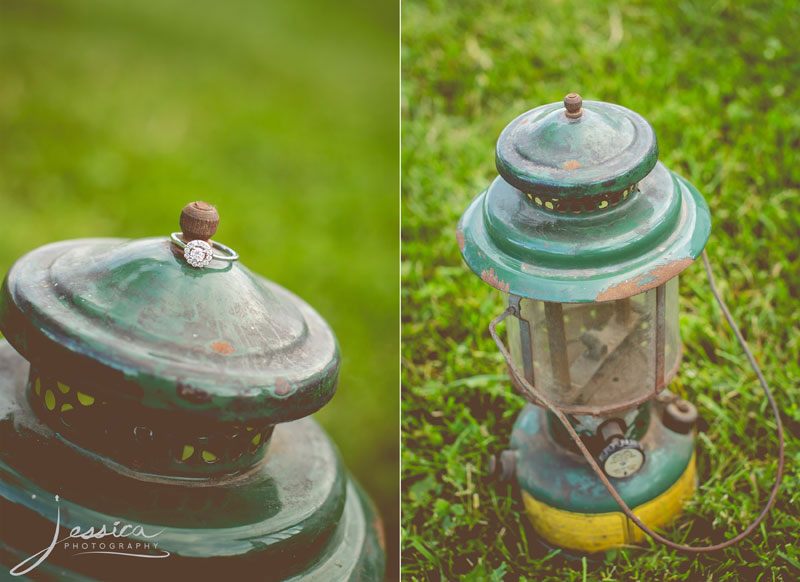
[458,94,711,553]
[0,202,385,580]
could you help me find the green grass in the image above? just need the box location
[402,0,799,580]
[0,0,398,575]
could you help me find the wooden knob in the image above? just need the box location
[180,201,219,242]
[564,93,583,119]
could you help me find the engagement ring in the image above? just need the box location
[170,233,239,268]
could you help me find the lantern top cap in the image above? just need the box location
[0,203,340,423]
[495,95,659,201]
[179,200,219,241]
[563,93,583,118]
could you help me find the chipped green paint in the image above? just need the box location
[0,336,384,580]
[0,238,340,423]
[496,101,659,199]
[0,226,385,579]
[511,405,693,513]
[459,98,711,303]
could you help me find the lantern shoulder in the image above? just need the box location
[0,237,340,423]
[458,163,711,302]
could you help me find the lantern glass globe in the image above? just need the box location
[505,278,680,412]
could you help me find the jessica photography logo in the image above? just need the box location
[10,495,170,577]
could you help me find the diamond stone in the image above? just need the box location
[184,239,213,268]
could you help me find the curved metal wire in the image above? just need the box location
[489,249,784,552]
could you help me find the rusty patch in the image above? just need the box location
[275,377,292,396]
[456,228,466,252]
[595,258,693,302]
[480,268,510,292]
[177,383,212,404]
[562,159,581,169]
[210,341,235,354]
[374,515,386,551]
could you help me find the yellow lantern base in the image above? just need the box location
[521,454,696,554]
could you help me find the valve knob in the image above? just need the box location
[663,399,698,434]
[486,450,516,483]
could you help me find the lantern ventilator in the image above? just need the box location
[458,94,784,553]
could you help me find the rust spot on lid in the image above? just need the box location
[480,268,510,292]
[211,341,235,354]
[275,377,292,396]
[562,160,581,169]
[595,258,693,301]
[456,228,466,252]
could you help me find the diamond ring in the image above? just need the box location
[170,233,240,268]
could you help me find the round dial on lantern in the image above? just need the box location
[603,447,645,478]
[599,439,646,478]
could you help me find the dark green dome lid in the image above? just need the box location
[0,236,340,423]
[495,94,659,199]
[459,95,711,303]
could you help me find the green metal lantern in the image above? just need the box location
[458,94,782,553]
[0,202,385,580]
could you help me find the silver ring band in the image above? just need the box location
[170,232,239,268]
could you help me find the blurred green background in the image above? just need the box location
[0,0,398,576]
[403,0,798,580]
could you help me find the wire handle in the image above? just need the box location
[489,250,784,553]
